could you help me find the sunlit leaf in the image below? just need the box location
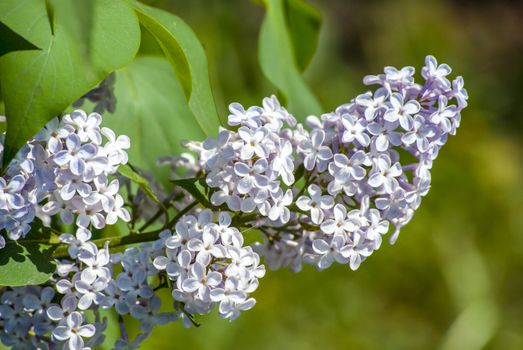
[132,2,223,134]
[258,0,322,120]
[103,57,206,185]
[283,0,322,71]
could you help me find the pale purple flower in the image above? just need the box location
[52,312,95,350]
[356,87,389,121]
[296,184,334,224]
[56,172,92,201]
[0,175,25,211]
[59,227,92,258]
[104,194,131,225]
[187,228,227,265]
[340,238,372,271]
[234,159,269,194]
[63,110,102,144]
[47,294,78,322]
[384,65,415,86]
[260,95,295,130]
[227,102,261,129]
[78,243,111,284]
[22,287,54,311]
[75,278,108,310]
[401,115,436,152]
[217,297,256,321]
[201,130,235,169]
[384,93,420,130]
[238,127,267,160]
[451,76,468,108]
[421,55,451,88]
[320,204,357,236]
[102,127,130,167]
[181,262,222,301]
[312,236,349,270]
[367,121,402,152]
[52,133,97,176]
[328,151,366,182]
[430,95,457,133]
[341,114,370,146]
[271,139,295,185]
[268,189,293,223]
[298,129,332,171]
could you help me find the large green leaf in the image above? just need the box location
[0,241,56,286]
[0,0,140,168]
[258,0,322,120]
[131,2,223,134]
[103,57,206,185]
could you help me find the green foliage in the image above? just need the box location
[132,2,224,132]
[102,57,206,184]
[283,0,322,71]
[118,163,161,204]
[0,241,56,286]
[258,0,322,120]
[0,0,141,168]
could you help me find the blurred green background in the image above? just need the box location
[119,0,523,349]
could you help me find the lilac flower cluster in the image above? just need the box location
[0,110,131,248]
[49,239,112,350]
[154,210,265,322]
[193,56,468,272]
[185,96,298,221]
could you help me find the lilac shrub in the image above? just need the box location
[0,56,467,349]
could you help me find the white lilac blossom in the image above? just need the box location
[0,55,467,350]
[185,95,297,222]
[192,55,467,273]
[154,210,265,322]
[0,109,131,245]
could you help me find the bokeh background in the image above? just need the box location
[118,0,523,349]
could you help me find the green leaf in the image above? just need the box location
[283,0,322,71]
[118,163,160,204]
[0,22,39,57]
[0,241,56,286]
[103,57,206,185]
[258,0,323,120]
[0,0,140,168]
[171,178,212,208]
[131,2,223,134]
